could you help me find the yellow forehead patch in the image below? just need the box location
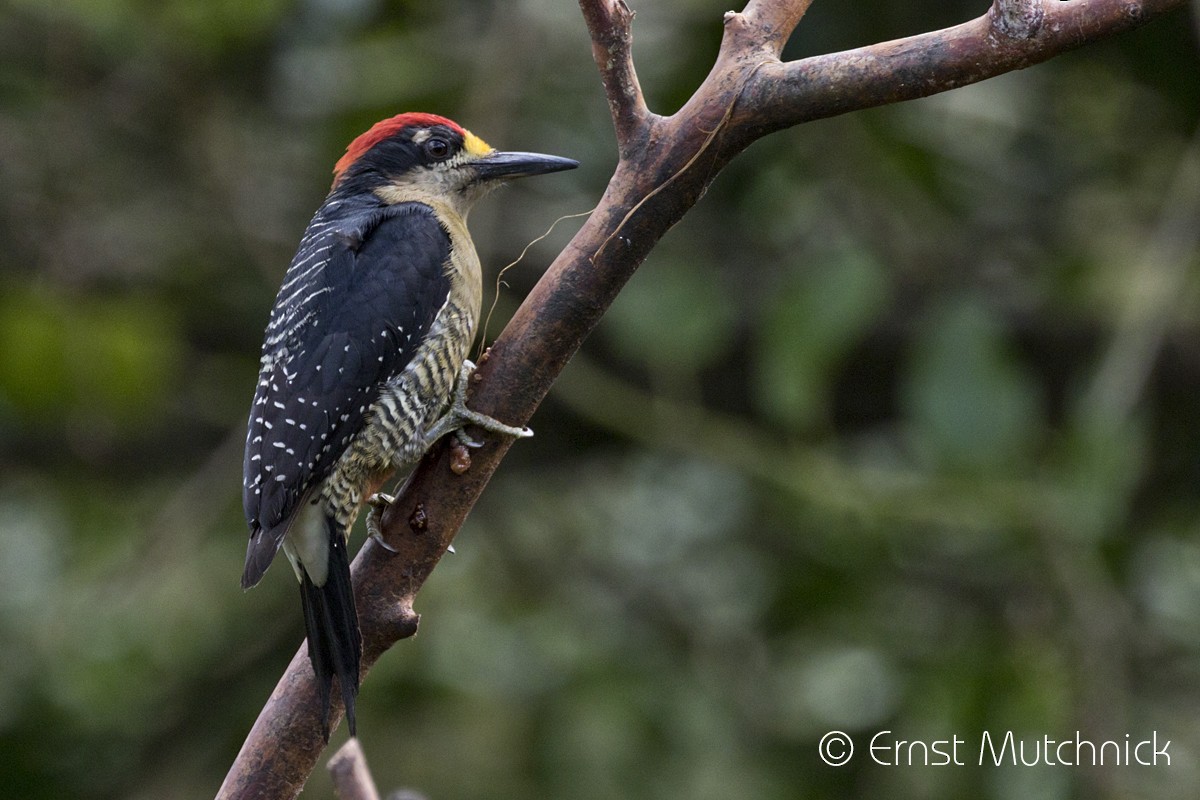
[463,130,493,156]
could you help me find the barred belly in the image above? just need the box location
[318,299,476,533]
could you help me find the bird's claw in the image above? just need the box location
[421,360,534,447]
[366,493,399,552]
[455,429,484,449]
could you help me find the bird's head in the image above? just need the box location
[331,112,577,214]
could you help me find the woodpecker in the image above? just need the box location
[241,112,577,737]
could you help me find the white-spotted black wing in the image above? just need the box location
[241,201,451,585]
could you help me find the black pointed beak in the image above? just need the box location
[474,151,579,181]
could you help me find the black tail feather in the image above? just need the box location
[298,527,362,738]
[242,525,284,589]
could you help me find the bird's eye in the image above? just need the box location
[424,138,451,160]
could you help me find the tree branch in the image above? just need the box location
[730,0,816,57]
[734,0,1187,136]
[218,1,1187,796]
[578,0,653,149]
[327,739,381,800]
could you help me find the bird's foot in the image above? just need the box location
[366,493,398,552]
[422,360,534,448]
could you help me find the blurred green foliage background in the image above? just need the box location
[2,0,1199,798]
